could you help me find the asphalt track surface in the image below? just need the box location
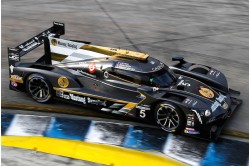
[2,146,103,166]
[2,0,249,136]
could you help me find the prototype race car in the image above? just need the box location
[8,22,242,140]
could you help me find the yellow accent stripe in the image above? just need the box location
[123,102,137,110]
[1,136,185,166]
[81,44,149,61]
[54,87,134,104]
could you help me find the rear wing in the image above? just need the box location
[8,22,65,69]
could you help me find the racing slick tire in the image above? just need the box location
[155,103,186,133]
[26,74,53,103]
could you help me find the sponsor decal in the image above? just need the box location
[10,75,23,83]
[216,93,227,102]
[115,62,135,71]
[57,40,78,49]
[56,91,86,104]
[11,81,18,87]
[211,101,220,112]
[51,39,58,46]
[186,114,198,126]
[184,128,200,134]
[58,76,69,88]
[56,91,108,106]
[184,98,198,107]
[177,80,191,87]
[198,87,214,99]
[87,97,106,106]
[211,93,228,111]
[153,87,159,92]
[150,61,155,65]
[9,65,14,73]
[136,105,151,111]
[9,53,20,61]
[70,93,86,104]
[152,62,164,71]
[19,39,39,52]
[209,69,221,78]
[88,63,96,74]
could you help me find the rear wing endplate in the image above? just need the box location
[8,22,65,69]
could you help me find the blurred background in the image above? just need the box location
[1,0,249,165]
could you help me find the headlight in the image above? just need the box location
[205,110,211,117]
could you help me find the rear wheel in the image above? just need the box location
[26,74,53,103]
[155,103,186,133]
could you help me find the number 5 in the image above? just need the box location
[140,110,146,118]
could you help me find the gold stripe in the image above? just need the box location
[51,53,68,62]
[54,87,134,104]
[2,136,185,166]
[81,44,149,61]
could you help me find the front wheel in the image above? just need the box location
[155,103,186,133]
[26,74,53,103]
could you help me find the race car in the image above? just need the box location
[8,22,242,140]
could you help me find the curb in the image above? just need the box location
[2,136,185,166]
[2,102,249,139]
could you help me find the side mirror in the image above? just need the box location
[172,57,185,64]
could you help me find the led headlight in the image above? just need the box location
[205,110,211,117]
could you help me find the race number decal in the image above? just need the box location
[58,76,69,88]
[140,110,146,118]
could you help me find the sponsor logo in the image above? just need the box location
[184,128,200,134]
[198,87,214,99]
[209,69,221,78]
[177,80,191,87]
[115,62,135,71]
[57,40,78,49]
[88,63,96,74]
[9,65,14,73]
[153,87,159,92]
[19,39,39,52]
[54,22,64,26]
[87,97,106,106]
[9,53,19,61]
[51,39,58,46]
[152,62,164,71]
[11,81,18,87]
[70,93,86,104]
[216,93,227,102]
[211,101,220,112]
[58,76,69,88]
[136,105,150,111]
[211,93,228,111]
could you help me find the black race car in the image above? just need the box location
[8,22,242,140]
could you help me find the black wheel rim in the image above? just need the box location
[28,77,50,101]
[157,105,179,131]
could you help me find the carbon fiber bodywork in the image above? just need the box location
[8,22,242,140]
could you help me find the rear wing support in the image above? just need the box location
[8,22,65,73]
